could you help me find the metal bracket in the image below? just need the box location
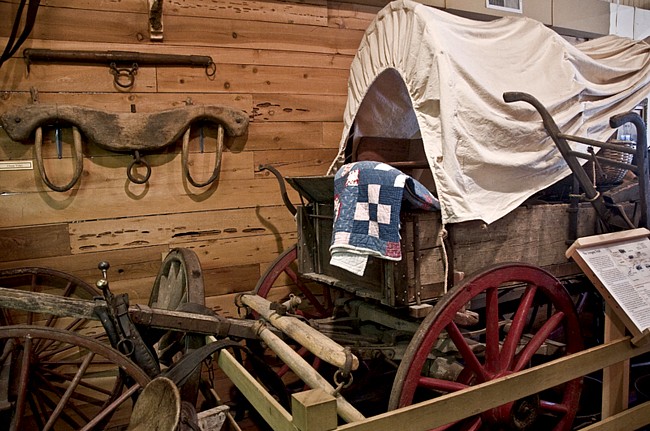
[149,0,163,41]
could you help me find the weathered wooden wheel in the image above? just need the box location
[148,248,206,404]
[254,244,332,319]
[389,263,584,431]
[0,268,132,428]
[0,267,102,337]
[0,325,151,431]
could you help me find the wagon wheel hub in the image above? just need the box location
[483,394,540,430]
[510,395,541,430]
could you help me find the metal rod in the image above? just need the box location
[558,134,638,155]
[24,48,213,68]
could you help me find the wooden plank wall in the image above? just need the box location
[0,0,386,317]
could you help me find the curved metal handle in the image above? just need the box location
[503,91,600,200]
[258,164,297,216]
[34,125,84,192]
[181,123,224,188]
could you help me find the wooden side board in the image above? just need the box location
[219,336,650,431]
[299,200,597,307]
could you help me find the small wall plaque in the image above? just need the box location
[0,160,33,171]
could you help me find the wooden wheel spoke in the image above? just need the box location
[31,382,85,430]
[33,369,92,423]
[0,307,14,326]
[500,284,538,371]
[10,335,33,431]
[418,375,469,393]
[37,358,119,399]
[484,287,500,372]
[36,338,84,362]
[27,391,47,429]
[460,416,482,431]
[255,244,331,318]
[432,422,457,431]
[43,351,96,431]
[36,317,88,353]
[40,281,76,330]
[513,311,565,372]
[446,321,490,382]
[540,399,569,415]
[432,415,482,431]
[288,267,330,316]
[79,383,143,431]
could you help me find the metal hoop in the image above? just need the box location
[117,338,135,357]
[332,368,354,396]
[182,123,224,187]
[127,150,151,184]
[34,125,84,192]
[110,62,138,89]
[205,61,217,78]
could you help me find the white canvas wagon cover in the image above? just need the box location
[330,0,650,225]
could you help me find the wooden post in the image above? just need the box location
[602,305,629,418]
[292,389,338,431]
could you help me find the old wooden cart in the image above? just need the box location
[1,92,649,431]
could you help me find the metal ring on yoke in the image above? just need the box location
[127,150,152,184]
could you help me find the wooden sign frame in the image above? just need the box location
[567,227,650,417]
[566,227,650,343]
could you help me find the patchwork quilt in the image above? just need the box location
[330,161,439,275]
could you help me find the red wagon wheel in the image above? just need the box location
[0,325,151,431]
[389,263,583,431]
[253,244,332,319]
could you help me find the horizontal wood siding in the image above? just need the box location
[0,0,379,321]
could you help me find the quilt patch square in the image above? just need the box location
[368,220,380,237]
[368,183,381,204]
[334,231,351,244]
[354,202,369,221]
[385,241,401,258]
[376,203,391,224]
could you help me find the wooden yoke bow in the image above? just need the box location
[1,104,249,191]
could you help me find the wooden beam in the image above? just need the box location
[218,349,295,431]
[336,337,650,431]
[240,293,359,371]
[602,305,630,418]
[579,399,650,431]
[254,322,365,423]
